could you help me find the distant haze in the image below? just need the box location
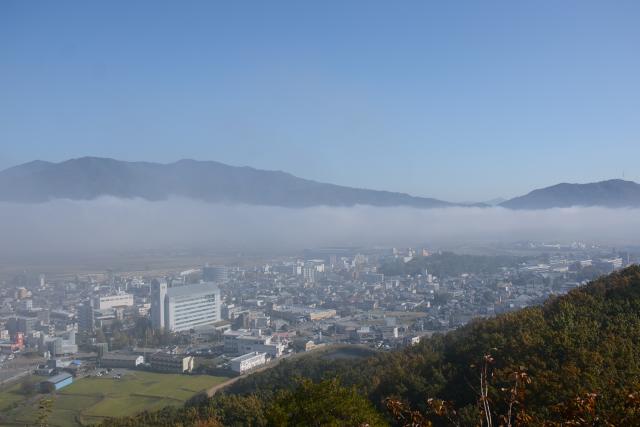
[2,198,640,257]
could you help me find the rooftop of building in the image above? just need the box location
[166,281,219,298]
[45,372,73,383]
[230,351,266,362]
[101,353,142,361]
[149,352,191,361]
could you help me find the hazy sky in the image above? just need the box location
[1,1,639,201]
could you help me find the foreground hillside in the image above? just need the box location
[100,266,640,426]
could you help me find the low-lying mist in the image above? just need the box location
[1,198,640,257]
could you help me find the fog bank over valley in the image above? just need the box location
[0,198,639,258]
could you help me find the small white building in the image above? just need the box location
[94,293,134,310]
[230,351,267,374]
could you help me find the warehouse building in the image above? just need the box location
[41,372,73,392]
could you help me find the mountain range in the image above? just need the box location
[0,157,459,208]
[499,179,640,209]
[0,157,638,209]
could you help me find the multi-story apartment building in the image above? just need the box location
[151,281,221,332]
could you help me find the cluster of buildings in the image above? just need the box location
[0,245,635,385]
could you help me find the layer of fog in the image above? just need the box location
[1,198,640,257]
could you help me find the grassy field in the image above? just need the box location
[0,371,229,426]
[0,382,27,411]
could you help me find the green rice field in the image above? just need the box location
[0,371,229,426]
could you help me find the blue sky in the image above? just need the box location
[1,1,639,201]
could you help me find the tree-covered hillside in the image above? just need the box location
[100,266,640,426]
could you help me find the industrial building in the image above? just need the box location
[41,372,73,391]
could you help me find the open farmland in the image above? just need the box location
[0,371,229,426]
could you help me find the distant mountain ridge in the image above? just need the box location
[1,158,638,209]
[0,157,460,208]
[500,179,640,209]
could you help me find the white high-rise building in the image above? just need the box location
[151,281,221,332]
[151,280,167,330]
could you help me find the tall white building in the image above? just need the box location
[151,280,167,330]
[151,281,221,332]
